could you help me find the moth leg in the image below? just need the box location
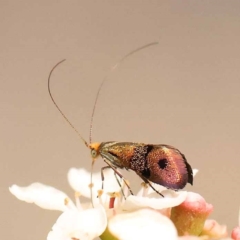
[101,166,111,190]
[103,160,134,196]
[138,175,164,197]
[112,171,127,199]
[100,165,125,198]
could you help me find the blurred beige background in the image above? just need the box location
[1,1,240,239]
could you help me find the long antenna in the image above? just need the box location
[48,59,89,147]
[89,42,159,144]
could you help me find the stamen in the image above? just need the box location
[115,192,121,198]
[64,197,75,210]
[75,191,81,197]
[74,192,82,210]
[88,183,94,188]
[97,189,104,205]
[97,189,103,197]
[141,182,149,197]
[64,197,69,206]
[107,192,120,198]
[64,197,77,210]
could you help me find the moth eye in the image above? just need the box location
[91,149,98,158]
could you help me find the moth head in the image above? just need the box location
[89,142,101,161]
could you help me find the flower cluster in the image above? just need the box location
[9,168,239,240]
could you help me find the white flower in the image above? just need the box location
[108,208,178,240]
[9,178,109,240]
[9,183,75,211]
[47,205,107,240]
[10,167,199,240]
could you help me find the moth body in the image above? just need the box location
[90,141,193,190]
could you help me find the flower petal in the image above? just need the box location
[47,205,107,240]
[109,208,178,240]
[68,168,121,198]
[122,190,187,211]
[9,183,75,211]
[136,183,166,197]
